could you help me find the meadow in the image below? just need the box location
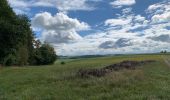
[0,54,170,100]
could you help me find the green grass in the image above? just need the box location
[0,54,170,100]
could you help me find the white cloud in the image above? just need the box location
[122,8,132,14]
[110,0,136,8]
[147,4,163,12]
[54,32,170,56]
[105,18,131,26]
[134,15,146,22]
[8,0,100,14]
[32,1,55,7]
[51,22,170,56]
[147,1,170,15]
[32,12,89,43]
[146,0,170,24]
[8,0,30,14]
[56,2,170,56]
[56,0,98,13]
[7,0,170,56]
[51,0,170,56]
[36,0,170,56]
[104,13,147,33]
[151,12,170,23]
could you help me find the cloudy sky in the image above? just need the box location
[8,0,170,56]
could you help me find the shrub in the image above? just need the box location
[61,61,65,65]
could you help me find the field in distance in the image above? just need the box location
[0,54,170,100]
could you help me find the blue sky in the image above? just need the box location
[8,0,170,55]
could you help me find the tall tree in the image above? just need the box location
[0,0,34,65]
[16,15,34,65]
[0,0,18,65]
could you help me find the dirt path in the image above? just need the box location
[162,56,170,67]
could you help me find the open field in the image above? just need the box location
[0,54,170,100]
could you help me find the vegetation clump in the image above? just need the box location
[31,44,57,65]
[78,60,156,77]
[161,50,167,54]
[61,61,66,65]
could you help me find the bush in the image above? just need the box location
[61,61,65,65]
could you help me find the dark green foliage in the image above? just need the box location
[161,50,167,54]
[2,54,17,66]
[0,0,15,20]
[0,0,57,66]
[0,0,18,65]
[16,46,29,66]
[61,61,66,65]
[32,44,57,65]
[16,15,34,65]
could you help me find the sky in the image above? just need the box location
[7,0,170,56]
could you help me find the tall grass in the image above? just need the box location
[0,54,170,100]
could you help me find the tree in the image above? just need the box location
[0,0,34,66]
[161,50,167,54]
[0,0,57,66]
[16,15,34,65]
[33,44,57,65]
[164,50,167,54]
[0,0,19,65]
[16,46,29,66]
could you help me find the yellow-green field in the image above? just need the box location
[0,54,170,100]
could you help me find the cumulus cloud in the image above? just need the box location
[32,12,89,43]
[110,0,136,8]
[34,0,170,56]
[83,0,170,55]
[52,0,170,55]
[7,0,170,56]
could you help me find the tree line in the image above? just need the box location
[0,0,57,66]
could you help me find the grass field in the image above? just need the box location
[0,54,170,100]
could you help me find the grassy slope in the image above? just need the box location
[0,54,170,100]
